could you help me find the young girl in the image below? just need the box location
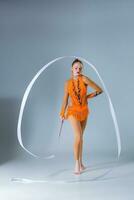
[59,58,103,175]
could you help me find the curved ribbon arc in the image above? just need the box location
[10,167,115,183]
[17,56,65,159]
[15,55,121,182]
[78,56,121,160]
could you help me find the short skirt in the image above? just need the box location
[65,104,90,121]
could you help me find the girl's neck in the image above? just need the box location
[72,73,81,80]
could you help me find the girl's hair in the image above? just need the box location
[71,58,83,68]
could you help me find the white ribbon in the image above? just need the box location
[13,56,121,183]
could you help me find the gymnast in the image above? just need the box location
[59,58,103,175]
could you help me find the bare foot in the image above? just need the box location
[74,160,81,175]
[79,163,86,171]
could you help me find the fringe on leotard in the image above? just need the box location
[65,105,89,121]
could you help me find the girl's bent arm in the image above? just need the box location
[83,75,103,99]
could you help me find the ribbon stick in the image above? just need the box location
[59,119,64,137]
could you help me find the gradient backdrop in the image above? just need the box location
[0,0,133,199]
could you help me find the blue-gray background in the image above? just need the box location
[0,0,133,164]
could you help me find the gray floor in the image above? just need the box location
[0,153,133,200]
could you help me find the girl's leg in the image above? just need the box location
[68,115,82,174]
[79,117,88,170]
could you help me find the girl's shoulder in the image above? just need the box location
[64,79,71,88]
[81,74,89,87]
[81,74,91,82]
[81,74,87,80]
[65,78,72,92]
[66,78,72,83]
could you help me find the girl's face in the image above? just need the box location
[72,62,82,76]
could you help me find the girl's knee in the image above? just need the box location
[74,134,82,143]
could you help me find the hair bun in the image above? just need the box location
[72,58,83,67]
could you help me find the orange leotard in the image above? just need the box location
[60,74,90,121]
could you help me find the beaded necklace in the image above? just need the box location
[72,75,82,105]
